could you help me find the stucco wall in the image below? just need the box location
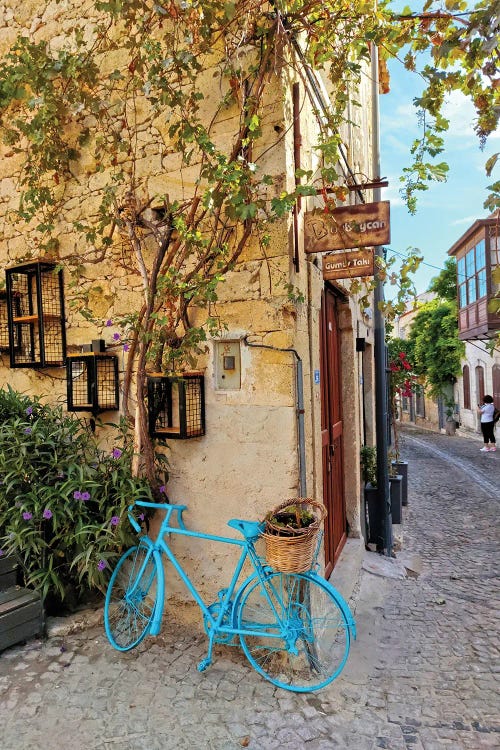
[456,341,500,433]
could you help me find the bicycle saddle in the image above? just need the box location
[227,519,264,540]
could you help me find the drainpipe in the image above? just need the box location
[243,337,307,497]
[371,45,393,556]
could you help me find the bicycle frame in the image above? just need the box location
[132,500,289,643]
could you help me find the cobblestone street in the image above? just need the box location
[1,427,499,749]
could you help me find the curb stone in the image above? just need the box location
[46,605,103,637]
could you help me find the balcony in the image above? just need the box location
[448,213,500,340]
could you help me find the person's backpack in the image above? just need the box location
[494,407,500,424]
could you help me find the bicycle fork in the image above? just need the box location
[148,547,165,637]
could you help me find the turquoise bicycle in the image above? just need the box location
[104,500,356,692]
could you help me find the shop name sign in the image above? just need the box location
[322,249,375,281]
[304,201,390,253]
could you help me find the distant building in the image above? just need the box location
[448,212,500,431]
[393,292,448,433]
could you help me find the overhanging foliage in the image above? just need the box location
[0,0,497,485]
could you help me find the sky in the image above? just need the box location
[379,58,499,295]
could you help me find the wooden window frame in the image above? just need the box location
[458,239,487,310]
[475,365,485,405]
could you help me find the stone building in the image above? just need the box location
[0,1,380,600]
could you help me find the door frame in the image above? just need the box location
[319,286,347,577]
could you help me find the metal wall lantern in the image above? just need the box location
[67,347,119,416]
[5,260,66,368]
[147,372,205,440]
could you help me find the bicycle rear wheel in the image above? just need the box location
[104,544,158,651]
[237,572,350,692]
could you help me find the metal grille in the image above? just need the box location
[67,355,119,414]
[148,374,205,440]
[6,261,66,368]
[0,292,11,350]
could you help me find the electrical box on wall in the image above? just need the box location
[215,340,241,390]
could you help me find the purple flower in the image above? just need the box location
[0,550,4,557]
[73,490,82,500]
[22,511,33,521]
[123,343,130,352]
[159,485,166,494]
[113,332,120,341]
[26,406,33,416]
[138,513,145,521]
[105,319,113,327]
[110,516,120,527]
[80,491,90,502]
[97,560,107,571]
[42,509,52,520]
[112,448,122,459]
[24,427,32,435]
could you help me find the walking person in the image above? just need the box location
[477,395,497,452]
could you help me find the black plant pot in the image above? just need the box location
[389,474,403,524]
[364,483,383,546]
[392,460,408,506]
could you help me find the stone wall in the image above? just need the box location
[0,0,376,599]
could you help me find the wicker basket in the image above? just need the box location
[262,499,327,573]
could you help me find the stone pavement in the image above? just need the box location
[0,427,499,749]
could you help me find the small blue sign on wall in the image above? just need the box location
[314,370,320,385]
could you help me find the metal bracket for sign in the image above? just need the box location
[347,179,389,191]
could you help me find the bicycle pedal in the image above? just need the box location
[197,657,211,672]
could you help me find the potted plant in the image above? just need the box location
[389,449,409,507]
[361,445,403,538]
[388,460,403,524]
[360,445,381,546]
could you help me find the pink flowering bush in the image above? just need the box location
[387,342,420,458]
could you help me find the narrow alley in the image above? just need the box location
[0,427,499,750]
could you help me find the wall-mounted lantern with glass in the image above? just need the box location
[5,260,66,368]
[66,342,119,417]
[147,372,205,440]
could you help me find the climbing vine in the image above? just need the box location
[0,0,497,487]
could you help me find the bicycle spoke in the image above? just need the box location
[238,572,350,692]
[104,545,158,651]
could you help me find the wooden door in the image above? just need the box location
[320,288,346,577]
[476,365,485,404]
[493,365,500,408]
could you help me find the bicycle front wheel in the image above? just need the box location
[104,544,158,651]
[238,572,350,692]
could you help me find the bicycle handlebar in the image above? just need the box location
[128,500,188,532]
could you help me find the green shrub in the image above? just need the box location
[0,386,155,610]
[360,445,377,486]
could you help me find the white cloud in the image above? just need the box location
[381,103,419,134]
[451,215,480,226]
[442,90,500,141]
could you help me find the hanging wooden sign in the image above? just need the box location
[322,249,375,281]
[304,201,390,253]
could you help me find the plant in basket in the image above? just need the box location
[262,499,327,574]
[265,504,316,536]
